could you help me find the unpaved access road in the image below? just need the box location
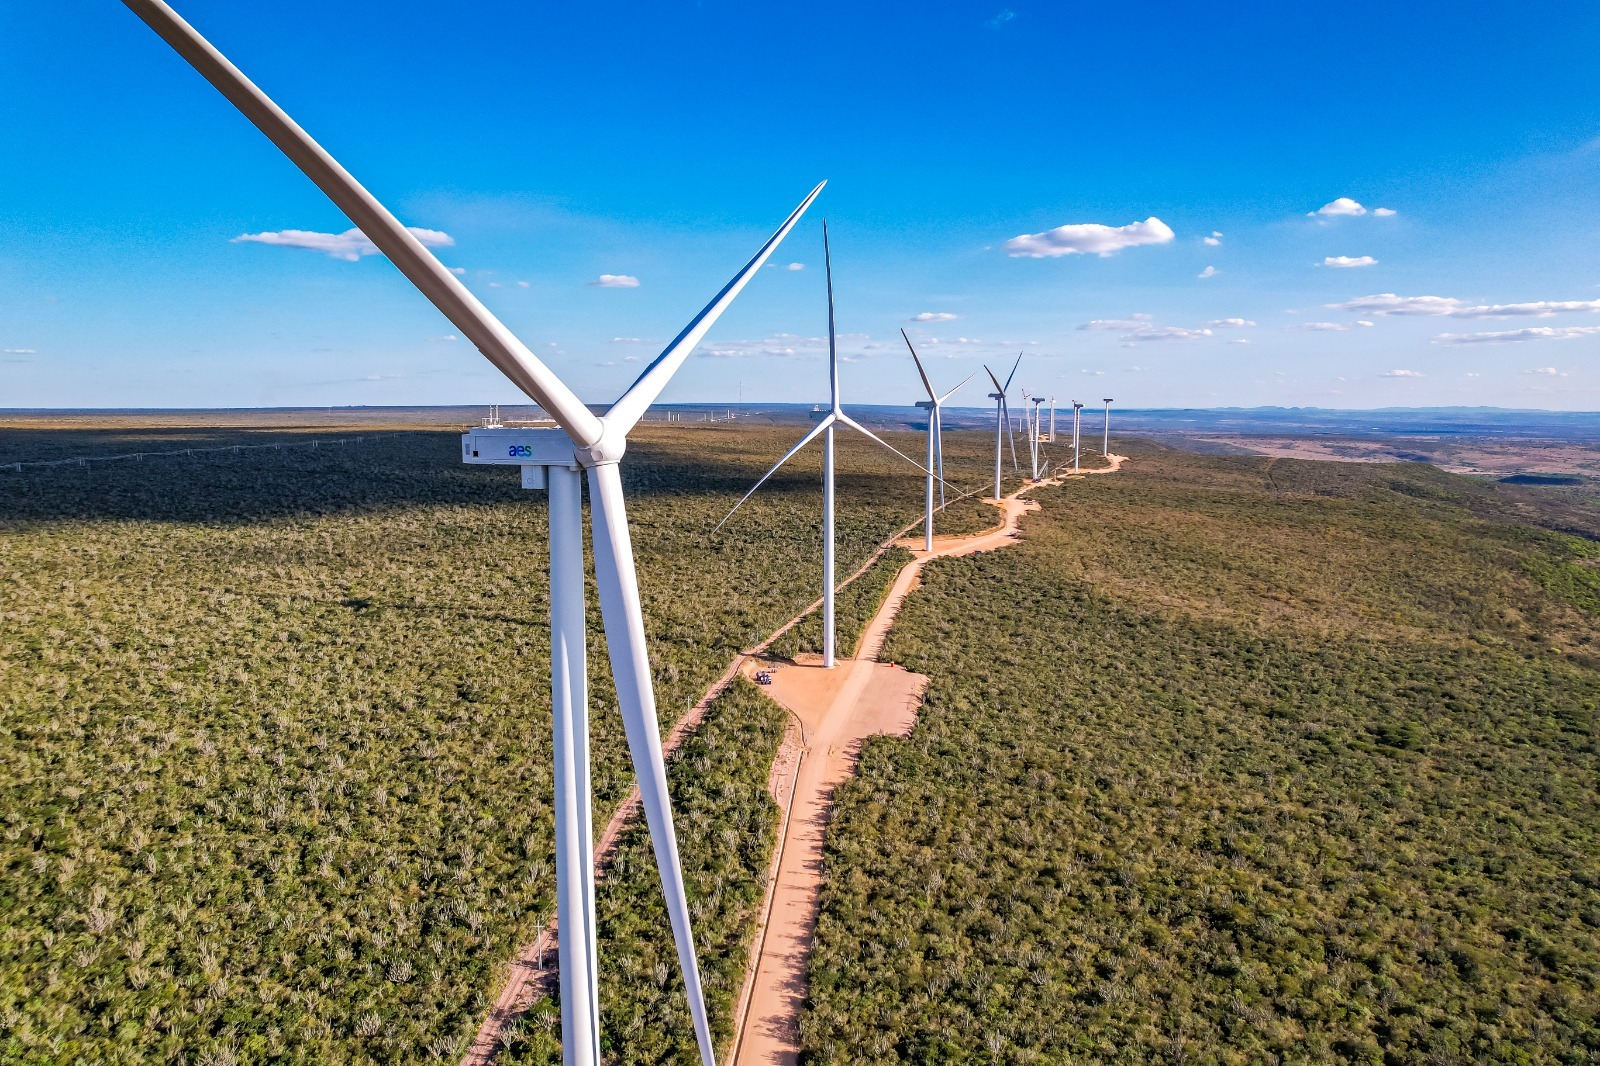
[727,456,1126,1066]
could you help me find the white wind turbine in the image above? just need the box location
[1102,397,1115,457]
[983,355,1022,499]
[900,330,972,552]
[715,225,931,669]
[1072,401,1086,472]
[1029,395,1047,480]
[119,4,819,1064]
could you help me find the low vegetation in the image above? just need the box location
[0,420,982,1065]
[803,444,1600,1063]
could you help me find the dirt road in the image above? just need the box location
[727,456,1126,1066]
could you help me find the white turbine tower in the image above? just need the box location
[1102,397,1115,457]
[715,226,930,669]
[983,355,1022,499]
[1072,401,1085,473]
[1029,396,1047,481]
[118,5,820,1064]
[901,331,971,552]
[1049,397,1057,442]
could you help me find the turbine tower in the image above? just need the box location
[1102,397,1115,457]
[1029,396,1047,481]
[901,331,972,551]
[983,355,1022,499]
[1049,397,1057,442]
[716,226,929,669]
[1072,401,1085,473]
[118,5,819,1063]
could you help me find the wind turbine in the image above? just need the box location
[901,330,972,551]
[1072,401,1085,473]
[1102,397,1115,457]
[118,4,819,1064]
[715,226,930,668]
[1048,397,1057,442]
[1029,396,1047,480]
[983,354,1022,499]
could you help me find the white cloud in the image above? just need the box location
[4,347,36,354]
[1373,208,1397,217]
[1004,216,1174,258]
[450,267,467,276]
[1526,367,1568,376]
[1292,321,1373,332]
[517,280,531,288]
[1204,231,1222,246]
[611,337,644,344]
[1324,255,1378,268]
[591,274,640,288]
[1433,325,1600,344]
[912,312,959,322]
[427,335,458,342]
[1451,298,1600,319]
[1326,293,1464,316]
[1314,197,1367,217]
[1337,293,1600,318]
[786,262,805,271]
[1382,369,1424,377]
[233,226,453,262]
[1198,265,1218,279]
[1229,338,1252,345]
[1082,318,1212,342]
[1203,318,1257,328]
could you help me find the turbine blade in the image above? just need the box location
[604,181,825,432]
[119,0,603,445]
[1003,397,1020,471]
[837,413,945,483]
[586,464,716,1066]
[984,365,1005,394]
[901,330,936,400]
[1003,351,1022,391]
[711,415,835,533]
[938,372,976,405]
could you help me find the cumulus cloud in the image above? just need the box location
[1382,369,1424,377]
[1292,320,1374,332]
[1433,325,1600,344]
[1324,255,1377,268]
[1326,293,1464,316]
[912,312,959,322]
[1081,317,1212,342]
[1451,298,1600,319]
[1311,197,1395,218]
[591,274,640,288]
[1198,265,1219,279]
[1332,293,1600,319]
[1203,318,1257,328]
[517,280,531,288]
[450,267,467,276]
[233,226,454,262]
[786,262,805,271]
[1204,232,1223,246]
[4,347,36,354]
[1004,217,1174,258]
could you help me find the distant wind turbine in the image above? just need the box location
[716,225,931,669]
[1072,401,1085,473]
[901,330,972,551]
[1102,397,1115,456]
[983,354,1022,499]
[118,4,820,1064]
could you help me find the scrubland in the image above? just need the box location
[0,421,988,1065]
[804,443,1600,1064]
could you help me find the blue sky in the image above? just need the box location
[3,1,1598,410]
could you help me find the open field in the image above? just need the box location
[0,420,1002,1065]
[804,441,1600,1063]
[6,418,1599,1064]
